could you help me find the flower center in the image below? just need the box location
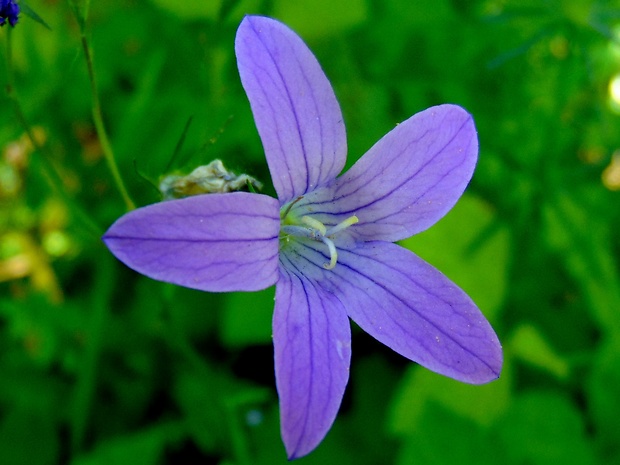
[280,200,358,270]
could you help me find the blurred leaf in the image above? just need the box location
[72,422,182,465]
[509,323,570,379]
[150,0,262,23]
[19,0,52,30]
[70,253,115,453]
[173,366,269,458]
[220,0,263,23]
[587,340,620,463]
[339,84,392,169]
[273,0,367,37]
[401,193,510,321]
[219,286,274,347]
[161,284,220,342]
[352,0,454,80]
[396,403,501,465]
[543,191,620,338]
[0,405,59,465]
[341,355,400,463]
[0,295,60,367]
[495,391,596,465]
[389,353,512,435]
[148,0,220,20]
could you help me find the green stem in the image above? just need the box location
[80,34,135,211]
[3,28,102,238]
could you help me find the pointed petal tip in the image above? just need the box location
[440,102,474,117]
[274,272,351,461]
[283,439,316,461]
[235,12,347,202]
[102,193,280,292]
[488,347,504,381]
[285,446,301,461]
[323,103,478,242]
[470,365,502,385]
[475,369,502,385]
[239,14,273,25]
[281,414,329,459]
[333,243,504,386]
[237,14,260,32]
[461,339,503,385]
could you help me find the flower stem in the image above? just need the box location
[3,27,102,237]
[80,33,135,211]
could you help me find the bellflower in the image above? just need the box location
[0,0,19,27]
[103,15,502,459]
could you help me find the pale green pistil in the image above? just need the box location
[280,213,359,269]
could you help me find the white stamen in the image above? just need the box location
[301,215,327,235]
[321,236,338,269]
[281,213,359,270]
[325,215,359,237]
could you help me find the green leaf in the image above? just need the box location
[71,422,182,465]
[273,0,368,37]
[342,355,400,463]
[396,403,500,465]
[147,0,261,22]
[173,368,229,453]
[173,366,270,460]
[509,323,570,379]
[587,340,620,462]
[148,0,221,20]
[389,353,512,435]
[18,0,52,30]
[219,287,275,347]
[0,405,59,465]
[495,391,595,465]
[542,192,620,338]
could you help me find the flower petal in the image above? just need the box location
[103,192,280,292]
[273,267,351,459]
[327,242,501,384]
[301,104,477,242]
[235,15,347,203]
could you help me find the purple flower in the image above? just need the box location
[0,0,19,27]
[103,15,502,459]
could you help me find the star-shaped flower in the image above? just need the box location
[0,0,19,27]
[103,15,502,459]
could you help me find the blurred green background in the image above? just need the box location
[2,0,620,463]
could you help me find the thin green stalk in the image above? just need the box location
[3,28,102,237]
[69,0,133,210]
[80,34,135,211]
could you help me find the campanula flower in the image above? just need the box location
[103,15,502,459]
[0,0,19,27]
